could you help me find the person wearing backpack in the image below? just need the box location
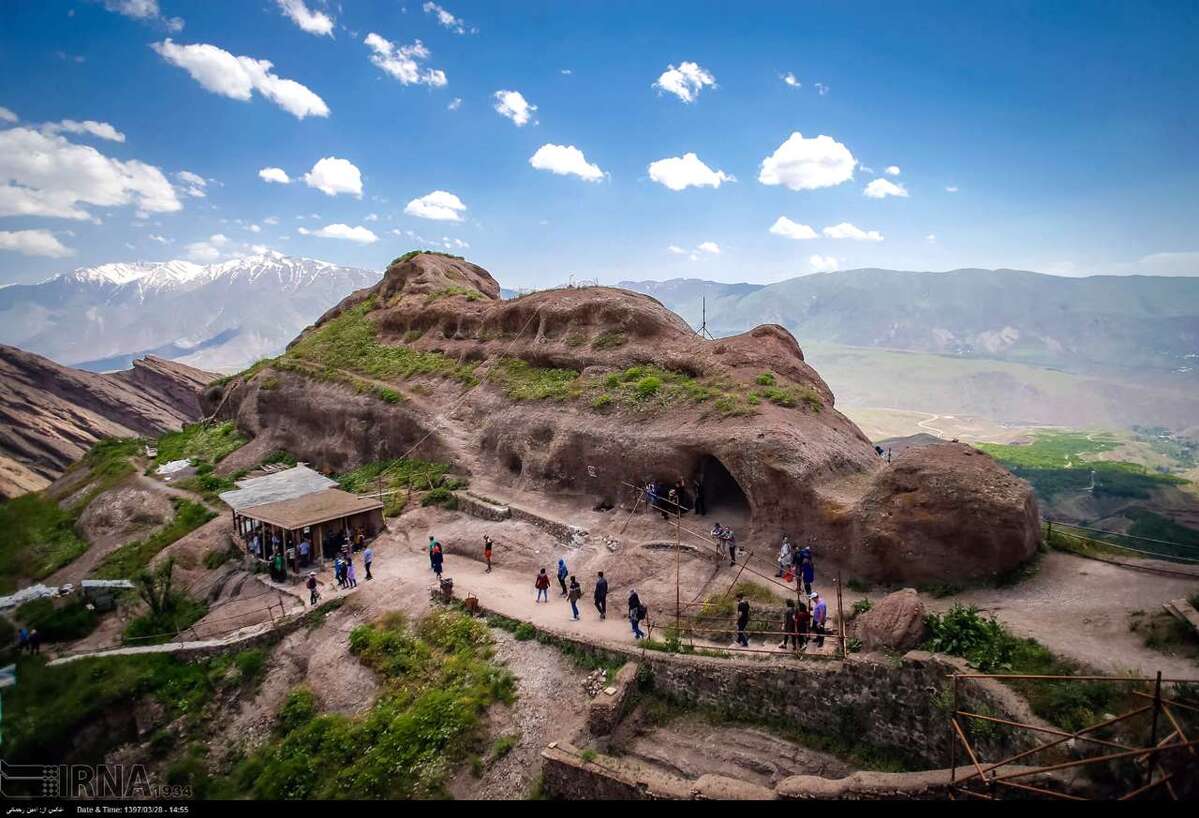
[628,589,645,640]
[535,568,551,603]
[567,576,583,620]
[556,559,569,597]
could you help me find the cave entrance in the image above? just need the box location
[698,455,750,518]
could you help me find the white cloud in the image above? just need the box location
[0,229,74,258]
[926,234,937,243]
[809,254,840,272]
[423,2,468,34]
[697,241,720,255]
[863,178,908,199]
[297,223,379,243]
[263,216,280,225]
[102,1,183,32]
[885,165,901,176]
[447,97,462,111]
[185,233,229,261]
[0,127,181,220]
[560,68,573,75]
[364,33,447,87]
[259,167,290,184]
[302,157,363,197]
[647,153,734,191]
[529,144,605,182]
[364,213,379,222]
[667,245,686,255]
[759,132,857,191]
[653,61,715,103]
[404,190,467,221]
[780,72,800,88]
[276,0,334,36]
[175,170,207,198]
[945,185,959,193]
[152,39,329,119]
[822,222,884,241]
[148,233,172,243]
[44,120,126,142]
[493,90,537,126]
[0,106,17,123]
[814,82,829,95]
[248,224,262,233]
[768,217,818,240]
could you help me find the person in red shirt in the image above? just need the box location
[534,568,551,602]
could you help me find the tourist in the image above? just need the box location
[712,523,737,566]
[28,628,41,654]
[594,571,608,619]
[657,481,670,520]
[557,558,569,597]
[735,593,750,647]
[693,475,706,516]
[363,544,374,580]
[796,600,811,651]
[535,568,551,603]
[17,626,29,654]
[431,542,444,579]
[428,535,440,571]
[811,593,827,648]
[355,527,365,552]
[346,557,358,588]
[628,589,645,640]
[250,532,261,558]
[568,576,583,620]
[779,600,798,650]
[643,480,655,514]
[334,555,345,588]
[299,536,311,568]
[306,572,319,605]
[799,544,815,596]
[777,536,792,578]
[483,535,494,573]
[272,551,285,582]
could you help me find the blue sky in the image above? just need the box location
[1,0,1196,287]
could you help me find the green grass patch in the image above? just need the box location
[124,594,208,645]
[590,330,627,351]
[155,421,247,466]
[487,358,581,401]
[219,609,515,799]
[425,285,484,304]
[91,499,216,579]
[335,457,452,494]
[0,493,89,593]
[285,297,478,387]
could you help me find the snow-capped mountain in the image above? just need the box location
[0,253,381,373]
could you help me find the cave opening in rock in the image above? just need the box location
[698,455,750,517]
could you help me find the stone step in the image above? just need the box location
[454,490,587,546]
[455,491,511,521]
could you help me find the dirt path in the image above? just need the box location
[920,551,1199,678]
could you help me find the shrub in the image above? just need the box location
[513,623,536,641]
[590,331,627,351]
[491,734,518,760]
[15,597,98,642]
[755,372,775,386]
[851,598,873,617]
[591,394,613,410]
[0,493,89,593]
[924,604,1015,672]
[634,375,662,398]
[421,487,458,510]
[374,387,403,404]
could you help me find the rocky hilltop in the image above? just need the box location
[0,346,214,498]
[209,252,1040,583]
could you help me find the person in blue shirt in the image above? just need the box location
[363,545,374,580]
[557,558,569,596]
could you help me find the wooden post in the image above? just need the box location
[1147,670,1163,788]
[950,674,959,796]
[674,504,681,638]
[836,571,847,660]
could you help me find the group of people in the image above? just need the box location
[776,536,816,594]
[533,562,648,639]
[643,475,707,519]
[303,540,375,605]
[735,590,829,651]
[16,626,42,654]
[252,525,370,581]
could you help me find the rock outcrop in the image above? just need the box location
[854,589,927,652]
[0,345,215,498]
[208,252,1041,584]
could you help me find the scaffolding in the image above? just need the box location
[948,671,1199,800]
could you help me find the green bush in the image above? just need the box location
[421,487,458,509]
[755,372,776,386]
[0,494,89,593]
[634,375,662,398]
[513,622,536,641]
[591,394,613,410]
[924,604,1015,672]
[490,734,518,760]
[156,422,247,466]
[15,597,98,642]
[851,598,873,617]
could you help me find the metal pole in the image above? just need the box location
[950,674,959,795]
[675,505,681,637]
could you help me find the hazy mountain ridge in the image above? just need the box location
[0,253,381,374]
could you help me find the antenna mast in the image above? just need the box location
[697,295,716,340]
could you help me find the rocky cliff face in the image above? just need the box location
[210,252,1040,583]
[0,345,215,498]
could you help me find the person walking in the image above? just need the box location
[483,535,494,573]
[556,559,569,597]
[17,626,29,654]
[29,628,41,654]
[333,555,344,588]
[535,568,551,603]
[428,535,441,571]
[777,536,792,578]
[568,576,583,621]
[779,600,798,650]
[363,544,374,581]
[799,545,815,596]
[811,593,827,648]
[735,593,750,647]
[796,600,811,651]
[306,572,320,605]
[298,536,311,568]
[628,589,645,640]
[346,557,358,588]
[431,542,444,579]
[594,571,609,619]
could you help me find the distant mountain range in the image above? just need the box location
[620,269,1199,378]
[0,253,381,374]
